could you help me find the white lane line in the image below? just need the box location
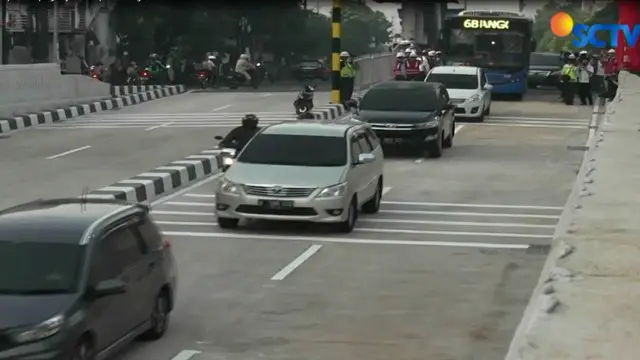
[270,244,322,280]
[150,173,224,207]
[162,200,561,210]
[161,231,531,249]
[381,201,562,210]
[152,209,560,219]
[211,104,232,112]
[145,122,173,131]
[184,193,216,198]
[155,218,554,229]
[379,209,559,219]
[382,186,392,196]
[475,123,585,129]
[170,350,201,360]
[46,145,91,159]
[488,116,587,121]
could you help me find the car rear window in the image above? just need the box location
[238,134,347,167]
[300,61,320,68]
[360,87,439,112]
[426,73,478,90]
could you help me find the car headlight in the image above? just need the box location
[467,94,481,103]
[316,182,347,198]
[10,314,64,344]
[414,119,439,129]
[222,157,235,166]
[219,179,240,195]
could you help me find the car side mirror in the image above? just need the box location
[89,279,126,298]
[214,135,224,140]
[483,84,493,90]
[356,153,375,165]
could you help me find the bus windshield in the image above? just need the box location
[445,19,531,70]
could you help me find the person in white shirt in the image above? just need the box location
[419,50,430,77]
[577,54,594,105]
[235,54,254,83]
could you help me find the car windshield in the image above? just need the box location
[360,87,438,112]
[238,134,347,166]
[448,29,527,69]
[0,241,84,294]
[530,53,561,67]
[426,73,478,90]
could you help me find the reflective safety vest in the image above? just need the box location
[406,60,420,75]
[341,63,355,78]
[393,61,406,76]
[562,64,577,81]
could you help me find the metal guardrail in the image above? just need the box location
[353,53,394,93]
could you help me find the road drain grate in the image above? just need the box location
[526,244,552,255]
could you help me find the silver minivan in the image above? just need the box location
[215,119,385,233]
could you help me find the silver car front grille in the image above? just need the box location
[451,99,465,104]
[242,185,316,198]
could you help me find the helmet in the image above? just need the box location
[409,52,418,58]
[241,114,259,129]
[428,50,436,56]
[208,55,216,60]
[567,54,576,60]
[304,85,314,93]
[149,53,159,59]
[396,52,406,58]
[436,51,442,55]
[607,49,616,54]
[340,51,350,57]
[421,50,428,55]
[579,50,588,55]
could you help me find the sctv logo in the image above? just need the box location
[550,12,640,48]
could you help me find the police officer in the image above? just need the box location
[340,51,356,104]
[561,54,578,105]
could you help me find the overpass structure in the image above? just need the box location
[374,0,458,47]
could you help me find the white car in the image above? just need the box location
[425,66,492,122]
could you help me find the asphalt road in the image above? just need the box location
[113,89,595,360]
[0,90,326,209]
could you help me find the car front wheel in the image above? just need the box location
[140,292,170,340]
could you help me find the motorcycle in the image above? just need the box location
[139,64,171,85]
[293,85,315,115]
[197,71,209,89]
[224,68,261,90]
[213,135,238,172]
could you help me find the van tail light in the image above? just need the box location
[162,237,171,249]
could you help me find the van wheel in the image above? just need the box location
[71,337,95,360]
[362,180,382,214]
[218,217,239,229]
[140,292,170,340]
[427,133,443,158]
[336,198,358,233]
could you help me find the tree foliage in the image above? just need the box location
[113,1,391,62]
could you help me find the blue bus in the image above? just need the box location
[441,10,535,100]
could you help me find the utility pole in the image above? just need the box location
[330,0,341,104]
[1,0,6,64]
[52,0,59,62]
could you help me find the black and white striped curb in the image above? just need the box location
[86,148,222,203]
[312,104,346,120]
[111,85,166,97]
[0,85,187,134]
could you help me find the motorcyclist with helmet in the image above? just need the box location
[235,54,255,84]
[205,55,217,86]
[147,53,166,83]
[219,114,261,151]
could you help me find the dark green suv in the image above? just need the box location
[0,198,177,360]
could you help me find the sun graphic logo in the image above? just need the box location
[549,12,574,38]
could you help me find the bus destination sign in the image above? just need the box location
[463,19,510,30]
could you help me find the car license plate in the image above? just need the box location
[258,200,294,209]
[383,138,403,144]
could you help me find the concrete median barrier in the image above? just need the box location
[0,85,186,134]
[0,63,112,118]
[86,148,222,203]
[504,71,639,360]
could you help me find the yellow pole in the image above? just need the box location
[330,0,341,104]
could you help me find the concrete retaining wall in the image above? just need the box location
[0,63,111,118]
[504,71,640,360]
